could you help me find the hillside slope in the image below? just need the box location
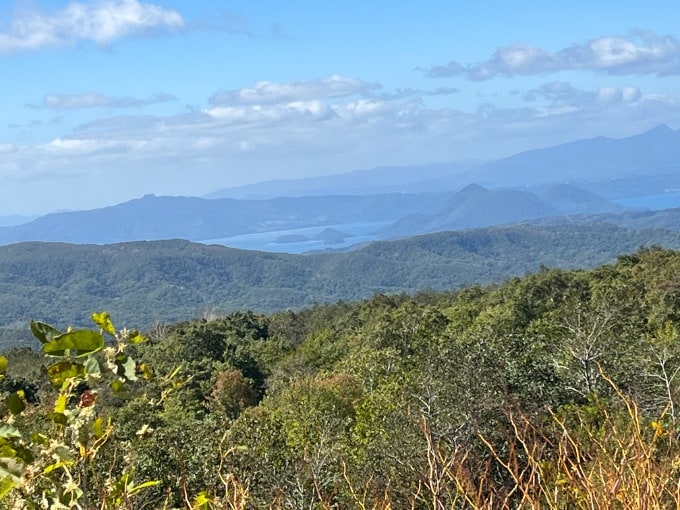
[1,223,679,331]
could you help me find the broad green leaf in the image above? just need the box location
[0,426,20,440]
[29,321,61,345]
[46,361,86,387]
[91,311,116,336]
[43,330,104,357]
[4,393,24,415]
[0,356,7,374]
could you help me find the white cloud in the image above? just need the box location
[0,0,183,54]
[2,76,680,215]
[47,137,144,154]
[210,75,379,106]
[596,87,642,104]
[37,91,177,110]
[525,82,642,110]
[621,87,643,102]
[425,31,680,79]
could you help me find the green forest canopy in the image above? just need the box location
[2,222,680,344]
[1,246,680,507]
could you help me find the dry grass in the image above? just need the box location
[194,371,680,509]
[434,371,680,510]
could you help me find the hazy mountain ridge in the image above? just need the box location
[204,162,482,199]
[0,193,453,245]
[471,124,680,189]
[533,183,624,215]
[206,125,680,199]
[0,215,37,227]
[0,184,626,247]
[378,183,628,238]
[0,125,678,249]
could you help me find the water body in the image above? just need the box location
[615,192,680,211]
[200,221,390,254]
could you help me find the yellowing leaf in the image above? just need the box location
[0,477,17,499]
[135,424,153,437]
[192,491,215,507]
[138,363,153,380]
[93,418,104,439]
[127,480,161,496]
[110,380,126,393]
[54,394,68,414]
[128,329,146,344]
[43,460,74,475]
[46,361,86,387]
[91,312,116,336]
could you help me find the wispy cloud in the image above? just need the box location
[368,87,460,101]
[3,75,679,214]
[425,31,680,79]
[0,0,184,54]
[209,75,380,106]
[33,81,680,165]
[524,82,642,110]
[31,92,177,110]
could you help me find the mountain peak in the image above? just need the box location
[457,183,487,196]
[646,124,672,134]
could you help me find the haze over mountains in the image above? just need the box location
[206,124,680,200]
[1,125,679,250]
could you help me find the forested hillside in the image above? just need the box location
[2,223,680,341]
[2,247,680,508]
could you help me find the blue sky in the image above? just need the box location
[1,0,680,215]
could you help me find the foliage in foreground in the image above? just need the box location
[1,247,680,508]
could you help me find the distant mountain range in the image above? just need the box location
[0,125,678,250]
[203,162,481,199]
[378,183,624,237]
[206,124,680,199]
[0,215,36,227]
[472,124,680,192]
[0,183,627,246]
[0,193,453,245]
